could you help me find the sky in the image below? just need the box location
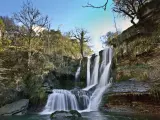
[0,0,132,52]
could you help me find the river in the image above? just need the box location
[1,112,160,120]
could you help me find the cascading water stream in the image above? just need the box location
[90,54,100,86]
[75,66,81,87]
[41,89,79,114]
[75,60,82,87]
[87,47,113,111]
[83,54,100,91]
[41,47,113,114]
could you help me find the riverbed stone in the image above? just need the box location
[0,99,29,116]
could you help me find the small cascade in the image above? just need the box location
[75,66,81,86]
[71,88,90,110]
[99,48,108,74]
[41,89,79,114]
[75,60,81,86]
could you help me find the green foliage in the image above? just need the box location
[116,64,151,82]
[69,110,82,117]
[23,72,47,105]
[116,75,131,82]
[0,18,5,32]
[150,83,160,102]
[118,64,152,70]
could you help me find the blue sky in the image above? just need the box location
[0,0,132,51]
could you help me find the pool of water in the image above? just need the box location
[1,112,160,120]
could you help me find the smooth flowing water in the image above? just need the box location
[89,54,100,86]
[83,54,100,91]
[87,47,113,111]
[75,66,81,86]
[2,112,160,120]
[42,47,113,113]
[41,89,79,114]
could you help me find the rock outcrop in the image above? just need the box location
[108,79,151,94]
[0,99,29,116]
[71,88,90,110]
[100,79,160,114]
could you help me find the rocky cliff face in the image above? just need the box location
[0,99,29,116]
[101,0,160,114]
[0,48,79,112]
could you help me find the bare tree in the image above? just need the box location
[112,0,149,25]
[84,0,150,25]
[71,28,90,58]
[83,0,109,10]
[13,0,49,68]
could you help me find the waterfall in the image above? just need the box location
[90,54,100,86]
[75,60,81,86]
[41,47,113,114]
[75,66,81,86]
[41,89,79,114]
[83,54,100,91]
[87,47,113,111]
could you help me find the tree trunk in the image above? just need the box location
[131,18,136,26]
[1,32,5,46]
[80,40,84,58]
[28,32,32,70]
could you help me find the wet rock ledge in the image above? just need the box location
[100,79,160,114]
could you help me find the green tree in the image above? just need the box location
[101,31,121,46]
[0,16,16,32]
[0,18,5,46]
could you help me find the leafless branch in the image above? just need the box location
[83,0,109,10]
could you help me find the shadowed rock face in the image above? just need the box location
[0,99,29,116]
[71,88,90,110]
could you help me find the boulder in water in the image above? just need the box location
[50,110,82,120]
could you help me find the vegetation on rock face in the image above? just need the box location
[99,0,160,114]
[105,0,160,83]
[0,0,92,109]
[150,83,160,102]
